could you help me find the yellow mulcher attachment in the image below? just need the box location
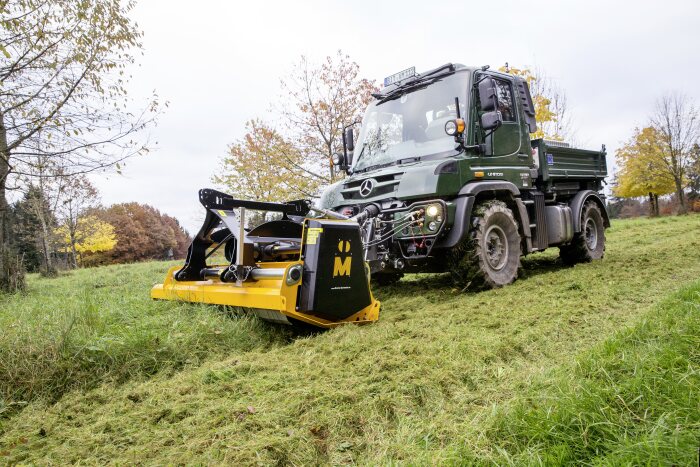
[151,189,380,328]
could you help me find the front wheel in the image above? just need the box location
[559,201,606,265]
[449,200,522,290]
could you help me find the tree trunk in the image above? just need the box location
[674,177,687,214]
[0,112,12,287]
[37,213,55,275]
[0,112,25,292]
[69,233,79,269]
[648,193,656,217]
[327,142,335,182]
[654,194,660,216]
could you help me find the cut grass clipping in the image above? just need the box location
[0,214,699,464]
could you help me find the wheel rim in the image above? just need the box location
[484,224,509,270]
[584,217,598,250]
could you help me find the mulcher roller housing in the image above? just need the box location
[151,189,380,328]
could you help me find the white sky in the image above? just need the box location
[90,0,700,234]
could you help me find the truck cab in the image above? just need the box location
[319,63,609,288]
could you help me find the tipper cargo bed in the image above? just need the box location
[532,139,607,183]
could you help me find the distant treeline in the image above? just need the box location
[12,190,190,273]
[82,203,190,267]
[608,192,700,219]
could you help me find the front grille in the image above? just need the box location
[341,173,402,200]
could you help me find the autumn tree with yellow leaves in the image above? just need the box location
[55,176,102,268]
[614,127,675,216]
[55,216,117,266]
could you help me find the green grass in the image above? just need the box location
[0,214,699,464]
[462,282,700,465]
[0,263,296,419]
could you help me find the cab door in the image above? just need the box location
[487,75,521,157]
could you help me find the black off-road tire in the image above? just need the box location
[559,201,606,265]
[449,200,522,290]
[372,272,404,287]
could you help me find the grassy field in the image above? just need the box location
[0,214,699,464]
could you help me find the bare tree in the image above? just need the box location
[15,138,75,275]
[689,143,700,205]
[0,1,161,289]
[17,173,61,275]
[55,175,99,269]
[542,81,573,142]
[501,64,574,141]
[650,93,700,214]
[278,51,377,190]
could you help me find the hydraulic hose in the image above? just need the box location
[308,207,349,220]
[351,204,380,224]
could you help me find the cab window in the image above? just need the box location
[494,79,516,122]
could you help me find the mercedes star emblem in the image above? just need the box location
[359,179,375,198]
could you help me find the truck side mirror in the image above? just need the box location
[344,127,355,152]
[480,110,502,131]
[478,77,498,112]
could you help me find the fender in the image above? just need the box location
[457,180,521,197]
[438,181,527,249]
[436,195,475,248]
[569,190,610,232]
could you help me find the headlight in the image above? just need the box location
[428,221,437,231]
[444,120,457,136]
[444,118,465,136]
[426,204,440,217]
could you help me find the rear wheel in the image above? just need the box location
[449,200,521,290]
[559,201,606,265]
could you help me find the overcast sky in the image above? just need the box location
[89,0,700,234]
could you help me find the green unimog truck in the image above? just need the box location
[320,63,609,288]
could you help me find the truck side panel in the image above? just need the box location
[534,140,607,182]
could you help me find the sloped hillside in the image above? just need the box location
[1,215,699,464]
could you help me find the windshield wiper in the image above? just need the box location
[354,160,395,174]
[354,147,465,173]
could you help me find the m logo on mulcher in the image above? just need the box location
[333,240,352,277]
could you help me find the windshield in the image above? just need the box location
[352,73,468,172]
